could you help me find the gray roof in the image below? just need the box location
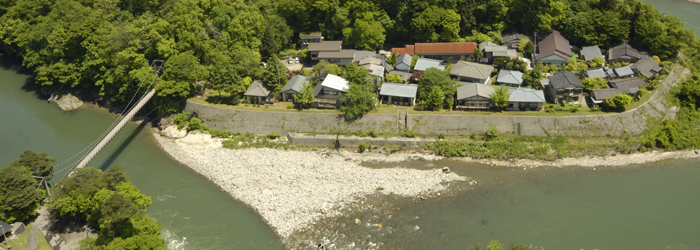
[397,54,412,67]
[450,61,494,81]
[365,64,385,78]
[308,40,342,52]
[318,49,355,59]
[478,41,499,50]
[353,50,376,62]
[413,58,446,71]
[614,66,634,77]
[610,77,646,94]
[580,46,603,61]
[591,88,622,100]
[456,82,494,100]
[388,70,412,82]
[379,83,418,98]
[605,67,618,78]
[496,70,523,85]
[244,80,271,97]
[502,33,528,44]
[281,75,313,94]
[508,88,545,103]
[537,30,571,60]
[632,58,663,78]
[586,68,607,78]
[549,71,584,90]
[608,42,650,61]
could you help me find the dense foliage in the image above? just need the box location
[9,150,56,180]
[50,165,164,249]
[417,68,455,110]
[340,63,376,119]
[0,165,41,223]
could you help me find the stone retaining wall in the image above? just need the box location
[185,65,688,137]
[286,133,436,147]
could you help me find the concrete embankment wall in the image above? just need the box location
[286,133,435,147]
[185,66,686,137]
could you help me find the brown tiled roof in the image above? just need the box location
[317,49,355,59]
[414,42,477,55]
[391,48,406,56]
[538,30,571,60]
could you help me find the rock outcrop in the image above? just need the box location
[48,92,83,111]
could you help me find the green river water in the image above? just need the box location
[2,1,700,249]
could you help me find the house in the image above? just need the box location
[299,32,324,47]
[614,65,634,78]
[387,70,412,83]
[590,88,622,105]
[609,77,646,95]
[365,64,385,80]
[244,80,273,105]
[413,58,445,72]
[502,33,529,49]
[506,88,546,111]
[479,41,518,64]
[317,49,356,66]
[548,71,584,104]
[604,67,618,78]
[455,82,494,110]
[308,40,343,61]
[395,54,413,72]
[580,45,603,61]
[608,42,650,63]
[585,68,608,79]
[313,74,349,108]
[536,30,572,66]
[392,42,478,61]
[281,75,313,102]
[379,83,418,106]
[632,58,663,78]
[450,61,494,83]
[496,69,524,87]
[353,50,377,62]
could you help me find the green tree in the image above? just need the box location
[293,81,316,109]
[387,53,397,66]
[473,48,484,62]
[412,6,461,42]
[417,68,456,109]
[312,60,345,78]
[517,38,531,52]
[523,41,535,59]
[581,77,608,90]
[10,150,55,180]
[340,63,376,120]
[564,58,588,75]
[342,11,389,50]
[522,66,544,88]
[264,55,290,93]
[410,55,420,72]
[425,86,445,111]
[604,94,633,110]
[99,193,141,240]
[588,56,606,68]
[0,165,40,223]
[490,85,511,111]
[385,73,404,83]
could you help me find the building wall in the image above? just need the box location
[395,63,411,72]
[321,58,353,66]
[418,54,469,61]
[281,90,297,102]
[538,54,568,66]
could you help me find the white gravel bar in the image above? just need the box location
[153,131,465,238]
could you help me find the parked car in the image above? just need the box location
[288,57,294,64]
[295,57,300,64]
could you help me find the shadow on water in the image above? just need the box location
[98,119,150,171]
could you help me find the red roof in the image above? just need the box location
[414,42,477,55]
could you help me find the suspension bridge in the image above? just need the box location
[49,60,165,182]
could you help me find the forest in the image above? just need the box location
[0,0,699,112]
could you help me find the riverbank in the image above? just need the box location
[467,149,700,168]
[152,129,466,239]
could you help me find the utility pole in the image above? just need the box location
[533,32,538,64]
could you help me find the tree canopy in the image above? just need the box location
[417,68,456,110]
[340,63,376,120]
[10,150,55,180]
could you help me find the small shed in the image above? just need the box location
[395,54,413,72]
[244,80,272,105]
[379,83,418,106]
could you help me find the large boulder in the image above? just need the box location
[48,92,83,111]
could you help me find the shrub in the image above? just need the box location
[358,143,368,153]
[267,132,281,139]
[174,112,190,130]
[187,117,203,131]
[369,129,378,138]
[485,124,499,140]
[437,133,446,139]
[210,129,232,138]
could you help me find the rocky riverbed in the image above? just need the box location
[152,128,466,239]
[468,149,700,168]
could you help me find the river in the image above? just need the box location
[2,1,700,249]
